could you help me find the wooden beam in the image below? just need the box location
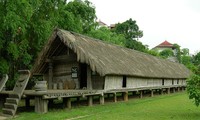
[52,55,76,61]
[48,61,53,89]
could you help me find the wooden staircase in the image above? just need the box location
[0,74,8,91]
[2,70,30,117]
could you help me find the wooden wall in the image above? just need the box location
[43,50,80,90]
[92,75,104,90]
[104,76,123,90]
[104,75,187,90]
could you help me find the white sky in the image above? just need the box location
[89,0,200,54]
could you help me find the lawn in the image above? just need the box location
[11,92,200,120]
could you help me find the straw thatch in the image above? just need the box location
[31,29,191,79]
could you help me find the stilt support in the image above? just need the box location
[35,96,48,114]
[88,96,93,106]
[167,88,170,94]
[123,91,128,101]
[151,90,154,97]
[63,98,71,109]
[113,93,117,102]
[100,95,105,105]
[140,91,143,98]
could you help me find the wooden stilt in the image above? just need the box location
[76,97,80,106]
[140,91,143,98]
[167,88,170,94]
[151,90,154,97]
[177,87,180,92]
[63,98,71,109]
[35,96,48,114]
[99,95,105,105]
[161,89,163,95]
[113,93,117,102]
[123,92,128,101]
[88,96,93,106]
[173,88,176,93]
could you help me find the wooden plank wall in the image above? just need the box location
[105,76,187,90]
[104,76,123,90]
[92,76,104,90]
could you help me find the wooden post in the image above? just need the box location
[113,93,117,102]
[161,89,163,95]
[87,66,92,90]
[140,91,143,98]
[48,61,53,89]
[25,98,30,108]
[76,97,80,106]
[177,87,180,92]
[99,95,104,105]
[123,92,128,101]
[88,96,93,106]
[173,88,176,93]
[167,88,170,94]
[151,90,154,97]
[35,96,48,114]
[63,98,71,109]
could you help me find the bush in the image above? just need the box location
[187,74,200,106]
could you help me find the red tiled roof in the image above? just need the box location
[156,40,174,48]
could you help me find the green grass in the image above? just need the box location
[12,92,200,120]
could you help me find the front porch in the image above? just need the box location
[0,85,186,114]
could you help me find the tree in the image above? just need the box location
[64,0,97,33]
[0,0,97,89]
[187,74,200,106]
[194,52,200,66]
[112,18,146,52]
[159,49,174,59]
[114,18,143,39]
[173,44,181,62]
[87,27,126,46]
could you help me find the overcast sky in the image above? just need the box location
[89,0,200,54]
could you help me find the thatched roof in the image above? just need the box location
[31,29,191,79]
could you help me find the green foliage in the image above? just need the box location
[114,18,143,39]
[194,52,200,66]
[65,0,97,33]
[147,50,159,56]
[187,74,200,106]
[112,18,146,52]
[0,0,97,89]
[159,49,174,59]
[87,27,125,46]
[0,58,9,74]
[182,48,189,56]
[173,44,181,62]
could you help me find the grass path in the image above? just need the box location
[12,92,200,120]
